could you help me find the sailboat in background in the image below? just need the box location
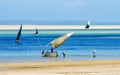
[34,27,39,35]
[16,24,22,43]
[85,20,90,29]
[43,32,74,57]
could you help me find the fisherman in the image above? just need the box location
[42,50,45,55]
[51,48,54,53]
[93,50,96,58]
[62,52,65,58]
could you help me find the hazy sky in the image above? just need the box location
[0,0,119,22]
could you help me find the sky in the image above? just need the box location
[0,0,120,24]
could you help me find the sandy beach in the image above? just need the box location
[0,60,120,75]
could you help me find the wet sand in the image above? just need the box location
[0,60,120,75]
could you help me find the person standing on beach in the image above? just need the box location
[93,50,96,58]
[51,48,54,53]
[62,52,65,58]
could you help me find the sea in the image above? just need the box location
[0,28,120,63]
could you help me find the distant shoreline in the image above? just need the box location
[0,25,120,30]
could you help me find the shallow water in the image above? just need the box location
[0,29,120,63]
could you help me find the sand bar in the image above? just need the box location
[0,60,120,75]
[0,25,120,30]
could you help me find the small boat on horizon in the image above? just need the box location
[42,32,74,57]
[34,27,39,35]
[16,24,22,43]
[85,20,90,29]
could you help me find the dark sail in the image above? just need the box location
[16,24,22,43]
[85,24,90,29]
[34,27,38,35]
[85,20,90,29]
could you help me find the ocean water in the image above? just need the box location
[0,29,120,63]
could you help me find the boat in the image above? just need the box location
[16,24,22,43]
[43,32,74,57]
[34,27,39,35]
[85,20,90,29]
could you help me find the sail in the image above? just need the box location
[16,24,22,42]
[50,32,73,49]
[85,20,90,29]
[34,27,38,35]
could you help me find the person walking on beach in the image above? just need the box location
[62,52,65,58]
[93,50,96,58]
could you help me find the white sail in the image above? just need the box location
[50,32,73,49]
[87,20,90,25]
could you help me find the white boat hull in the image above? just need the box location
[43,52,58,57]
